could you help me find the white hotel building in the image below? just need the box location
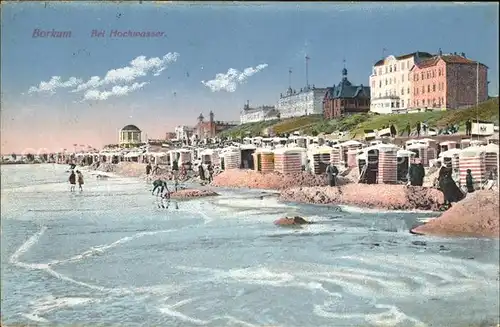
[276,86,328,119]
[240,104,279,124]
[369,51,433,114]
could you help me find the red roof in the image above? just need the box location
[412,55,487,70]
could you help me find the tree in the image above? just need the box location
[42,153,48,162]
[11,153,16,161]
[26,153,35,162]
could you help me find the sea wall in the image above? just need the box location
[411,191,500,238]
[279,185,444,211]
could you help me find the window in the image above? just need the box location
[373,68,377,75]
[423,99,426,105]
[394,64,397,72]
[385,90,388,96]
[422,86,425,94]
[389,66,392,73]
[385,79,388,85]
[402,74,405,82]
[407,87,410,94]
[432,84,436,92]
[389,78,391,85]
[401,99,405,107]
[438,68,441,76]
[432,70,435,78]
[427,71,430,79]
[417,100,419,106]
[432,98,436,106]
[379,81,382,87]
[391,102,395,108]
[427,85,430,92]
[421,72,424,80]
[401,88,404,95]
[396,102,400,108]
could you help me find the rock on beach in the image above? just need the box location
[411,191,499,238]
[279,184,444,211]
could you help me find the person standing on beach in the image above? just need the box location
[326,162,339,187]
[69,170,76,192]
[198,164,206,181]
[76,170,84,191]
[408,159,425,186]
[465,169,475,193]
[145,163,152,181]
[406,122,411,137]
[207,163,214,183]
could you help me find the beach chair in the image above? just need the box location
[482,180,495,190]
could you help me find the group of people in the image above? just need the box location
[409,158,476,209]
[198,163,214,183]
[68,169,84,192]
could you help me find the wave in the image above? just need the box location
[338,205,437,215]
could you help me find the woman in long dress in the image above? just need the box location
[437,165,464,207]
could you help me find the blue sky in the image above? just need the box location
[1,2,498,153]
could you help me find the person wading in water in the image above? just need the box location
[69,170,76,192]
[76,170,84,191]
[152,178,167,196]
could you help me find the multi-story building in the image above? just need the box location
[194,111,238,139]
[409,51,488,110]
[277,86,328,119]
[174,125,193,141]
[240,102,279,124]
[369,51,433,114]
[323,67,371,119]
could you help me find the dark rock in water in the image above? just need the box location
[411,241,427,247]
[274,216,311,226]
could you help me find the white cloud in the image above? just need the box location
[28,76,83,94]
[82,82,149,101]
[201,63,268,92]
[72,52,179,93]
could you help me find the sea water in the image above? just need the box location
[1,164,499,327]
